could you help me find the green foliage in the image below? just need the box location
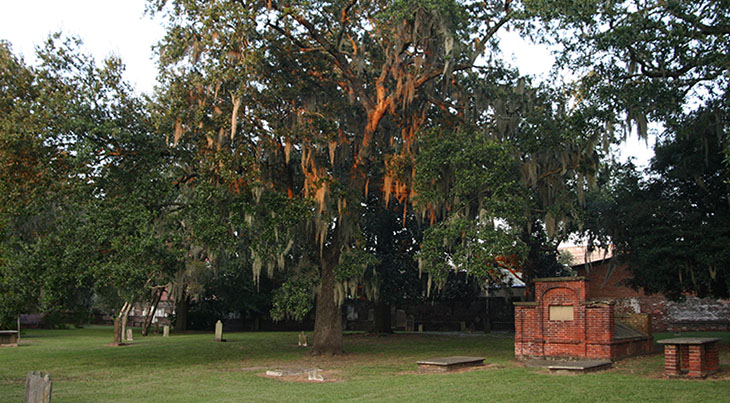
[0,36,186,325]
[585,101,730,299]
[270,276,317,321]
[334,248,378,283]
[415,129,527,289]
[524,0,730,129]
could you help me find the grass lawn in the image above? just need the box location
[1,327,728,402]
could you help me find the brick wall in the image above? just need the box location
[577,261,730,332]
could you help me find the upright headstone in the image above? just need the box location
[418,324,423,332]
[395,310,407,330]
[163,325,170,337]
[24,371,52,403]
[214,320,225,342]
[126,328,134,341]
[298,331,308,346]
[406,315,415,332]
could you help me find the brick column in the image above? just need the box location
[664,344,680,377]
[705,342,719,372]
[687,344,705,378]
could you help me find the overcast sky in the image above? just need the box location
[0,0,653,166]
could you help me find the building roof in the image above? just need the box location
[559,245,612,267]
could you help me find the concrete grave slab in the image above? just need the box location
[417,356,485,372]
[525,359,613,373]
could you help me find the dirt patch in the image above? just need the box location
[259,370,342,383]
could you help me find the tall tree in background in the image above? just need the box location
[415,74,606,293]
[0,37,183,336]
[0,40,74,328]
[525,0,730,136]
[585,101,729,299]
[150,0,515,354]
[527,0,730,296]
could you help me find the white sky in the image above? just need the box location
[0,0,164,94]
[0,0,653,166]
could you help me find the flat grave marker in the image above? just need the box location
[417,356,485,372]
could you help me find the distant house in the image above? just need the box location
[560,245,730,332]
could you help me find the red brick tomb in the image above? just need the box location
[514,277,653,361]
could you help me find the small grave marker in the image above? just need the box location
[214,320,226,342]
[406,315,415,331]
[307,369,324,382]
[266,367,323,381]
[126,328,133,341]
[298,331,308,346]
[163,325,170,337]
[395,310,407,330]
[25,371,52,403]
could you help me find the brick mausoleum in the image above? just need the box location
[514,277,653,361]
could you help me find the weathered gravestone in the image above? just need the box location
[406,315,415,332]
[214,320,226,342]
[126,328,133,341]
[298,331,308,346]
[163,325,170,337]
[395,310,407,330]
[307,368,324,381]
[25,371,52,403]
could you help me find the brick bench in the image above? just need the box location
[417,356,484,372]
[657,337,721,378]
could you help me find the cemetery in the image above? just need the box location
[1,324,728,401]
[2,0,730,401]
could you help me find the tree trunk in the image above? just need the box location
[120,302,132,341]
[17,315,21,342]
[113,302,130,345]
[113,316,122,345]
[370,301,393,334]
[483,297,491,333]
[312,256,343,355]
[142,288,164,336]
[175,295,189,332]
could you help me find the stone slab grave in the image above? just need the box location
[417,356,485,372]
[266,368,324,381]
[126,328,134,342]
[25,371,52,403]
[0,330,19,347]
[525,359,613,374]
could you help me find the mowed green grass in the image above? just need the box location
[1,327,728,402]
